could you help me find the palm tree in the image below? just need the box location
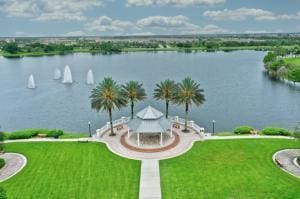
[90,77,127,136]
[123,81,146,119]
[153,79,176,119]
[173,77,205,132]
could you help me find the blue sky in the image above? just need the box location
[0,0,300,37]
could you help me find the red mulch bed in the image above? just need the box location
[120,132,180,153]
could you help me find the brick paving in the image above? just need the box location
[120,132,180,153]
[273,149,300,178]
[0,153,27,182]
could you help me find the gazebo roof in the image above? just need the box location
[136,105,163,120]
[127,105,170,133]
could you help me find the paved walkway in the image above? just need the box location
[99,127,202,160]
[0,153,27,182]
[139,160,161,199]
[273,149,300,178]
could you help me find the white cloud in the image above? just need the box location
[131,32,154,36]
[244,30,268,34]
[204,8,300,21]
[64,31,87,37]
[136,15,227,34]
[0,0,106,21]
[127,0,225,7]
[82,15,227,35]
[85,16,136,33]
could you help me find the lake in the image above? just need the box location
[0,51,299,133]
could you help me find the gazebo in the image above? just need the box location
[127,105,172,146]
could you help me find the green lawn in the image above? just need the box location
[160,139,300,199]
[0,142,140,199]
[284,57,300,66]
[59,132,89,139]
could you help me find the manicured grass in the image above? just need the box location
[216,132,236,136]
[284,57,300,66]
[160,139,300,199]
[59,132,89,139]
[0,142,140,199]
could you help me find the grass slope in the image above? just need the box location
[0,142,140,199]
[160,139,300,199]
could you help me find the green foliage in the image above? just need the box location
[2,42,19,54]
[90,78,127,135]
[0,187,7,199]
[294,123,300,140]
[261,127,291,136]
[0,132,5,152]
[153,79,176,118]
[269,59,284,71]
[122,81,147,119]
[233,126,254,134]
[173,77,205,131]
[0,132,4,142]
[287,67,300,82]
[263,52,277,63]
[0,159,5,169]
[7,129,64,140]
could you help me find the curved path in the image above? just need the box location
[99,127,202,161]
[273,149,300,178]
[0,153,27,182]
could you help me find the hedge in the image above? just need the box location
[234,126,254,134]
[7,129,64,140]
[0,159,5,169]
[261,127,291,136]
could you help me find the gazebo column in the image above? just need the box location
[170,125,173,137]
[160,132,163,146]
[137,132,140,146]
[127,128,130,138]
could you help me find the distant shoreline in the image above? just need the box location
[0,46,280,58]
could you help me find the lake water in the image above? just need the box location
[0,51,299,133]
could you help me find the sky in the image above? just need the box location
[0,0,300,37]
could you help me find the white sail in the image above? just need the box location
[27,74,36,89]
[62,65,73,84]
[86,69,94,85]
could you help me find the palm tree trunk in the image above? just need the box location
[166,100,169,119]
[184,102,189,132]
[131,99,134,119]
[108,108,115,136]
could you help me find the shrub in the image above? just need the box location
[234,126,254,134]
[0,132,4,152]
[0,159,5,169]
[0,132,4,142]
[46,129,64,138]
[0,187,7,199]
[262,127,291,136]
[7,129,64,140]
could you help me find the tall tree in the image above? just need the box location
[90,78,127,136]
[173,77,205,132]
[123,81,146,119]
[153,79,176,119]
